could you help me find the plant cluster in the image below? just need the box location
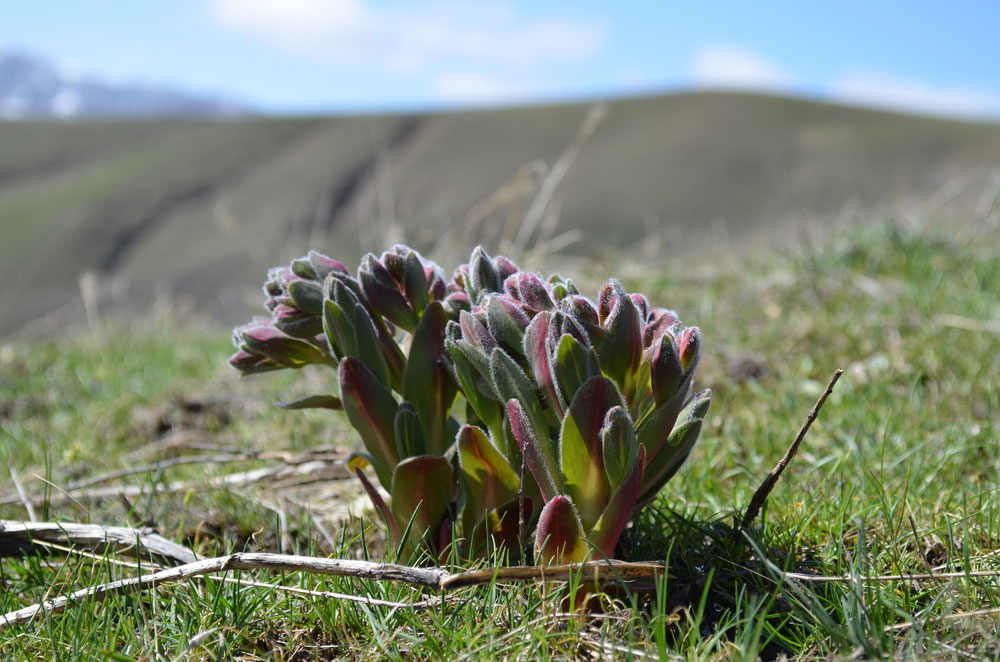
[229,246,709,564]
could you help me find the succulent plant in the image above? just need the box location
[230,245,709,565]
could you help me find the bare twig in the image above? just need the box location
[7,461,36,522]
[0,552,665,630]
[932,313,1000,334]
[1,458,348,507]
[885,605,1000,632]
[737,369,843,535]
[58,454,250,492]
[0,447,349,506]
[783,569,1000,584]
[0,520,197,564]
[509,103,607,255]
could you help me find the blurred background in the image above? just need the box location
[2,1,999,336]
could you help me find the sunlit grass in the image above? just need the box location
[1,217,999,659]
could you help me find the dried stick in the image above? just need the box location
[7,461,36,522]
[0,552,665,630]
[1,458,347,507]
[0,448,348,506]
[0,520,197,565]
[737,369,843,535]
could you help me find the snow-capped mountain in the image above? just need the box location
[0,50,248,119]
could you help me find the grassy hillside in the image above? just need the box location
[2,92,1000,335]
[2,218,998,658]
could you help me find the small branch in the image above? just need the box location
[784,569,1000,584]
[7,461,36,522]
[1,458,348,507]
[0,520,197,565]
[737,369,843,535]
[59,454,251,493]
[932,313,1000,334]
[0,551,665,630]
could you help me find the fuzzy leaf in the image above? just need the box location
[523,312,562,415]
[469,246,502,300]
[399,249,430,315]
[446,334,502,431]
[360,253,417,331]
[390,455,453,549]
[507,399,560,502]
[458,425,519,527]
[489,347,547,445]
[638,391,709,504]
[677,326,701,373]
[651,332,683,406]
[287,279,324,316]
[322,299,355,359]
[276,395,343,410]
[339,357,399,489]
[239,323,327,367]
[535,495,588,564]
[393,401,425,459]
[597,281,643,391]
[551,333,600,412]
[459,310,497,353]
[601,406,637,489]
[484,295,530,357]
[353,303,391,387]
[308,250,347,279]
[589,444,645,557]
[272,304,323,339]
[560,376,624,529]
[403,301,458,456]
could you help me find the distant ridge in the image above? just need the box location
[1,91,998,335]
[0,50,247,119]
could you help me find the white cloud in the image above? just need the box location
[690,44,790,90]
[831,72,1000,119]
[210,0,605,73]
[431,71,536,103]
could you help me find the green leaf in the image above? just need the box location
[353,303,391,387]
[322,299,355,359]
[446,336,502,433]
[390,455,453,550]
[551,333,600,411]
[393,401,425,459]
[589,445,645,558]
[638,417,704,508]
[360,253,417,331]
[560,375,624,529]
[651,332,684,406]
[523,312,562,416]
[399,249,430,315]
[534,495,588,564]
[458,425,519,528]
[489,347,547,449]
[287,279,324,316]
[275,395,343,410]
[339,357,399,489]
[600,406,637,489]
[597,281,643,391]
[485,295,529,357]
[403,301,458,456]
[469,246,502,300]
[507,399,561,502]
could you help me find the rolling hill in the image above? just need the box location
[2,91,999,336]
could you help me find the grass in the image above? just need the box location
[1,216,999,659]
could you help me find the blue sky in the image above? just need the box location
[2,1,998,118]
